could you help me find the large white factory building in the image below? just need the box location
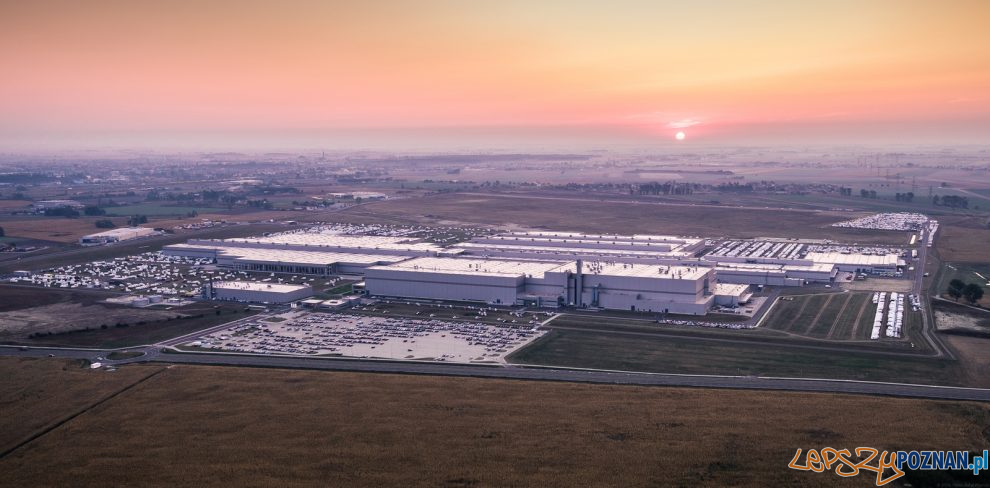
[162,228,905,314]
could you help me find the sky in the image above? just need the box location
[2,0,989,150]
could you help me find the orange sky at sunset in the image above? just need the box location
[2,0,989,149]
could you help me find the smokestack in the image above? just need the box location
[576,259,584,307]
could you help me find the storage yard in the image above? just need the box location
[6,251,340,300]
[831,212,930,231]
[759,290,923,345]
[185,310,545,363]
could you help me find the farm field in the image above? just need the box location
[100,204,210,216]
[341,192,911,245]
[934,219,990,262]
[508,328,958,385]
[0,358,161,455]
[1,358,988,487]
[0,216,133,243]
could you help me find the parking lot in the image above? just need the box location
[6,251,341,298]
[185,310,546,363]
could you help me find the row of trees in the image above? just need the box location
[947,279,985,304]
[933,195,969,208]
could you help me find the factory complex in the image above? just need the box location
[162,228,912,314]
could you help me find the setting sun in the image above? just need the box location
[675,132,686,141]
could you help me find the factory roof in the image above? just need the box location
[454,242,695,258]
[168,243,408,266]
[221,233,444,252]
[713,283,751,296]
[804,252,899,267]
[564,261,711,280]
[368,256,570,278]
[501,231,695,244]
[715,262,835,273]
[213,281,311,293]
[221,248,408,266]
[82,227,157,239]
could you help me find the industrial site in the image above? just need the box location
[1,212,937,362]
[3,1,990,484]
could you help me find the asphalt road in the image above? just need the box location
[3,345,988,402]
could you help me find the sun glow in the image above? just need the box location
[675,131,686,141]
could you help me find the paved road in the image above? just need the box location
[3,345,988,402]
[914,223,955,360]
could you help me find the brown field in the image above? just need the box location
[0,200,32,211]
[0,301,180,338]
[0,286,255,348]
[1,359,988,487]
[945,334,990,388]
[339,192,910,244]
[0,358,161,455]
[936,219,990,262]
[0,216,132,242]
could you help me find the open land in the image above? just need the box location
[338,192,913,244]
[0,358,988,487]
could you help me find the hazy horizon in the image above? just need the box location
[3,0,989,151]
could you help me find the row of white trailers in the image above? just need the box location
[870,291,904,339]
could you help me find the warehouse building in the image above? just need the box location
[210,281,313,304]
[459,231,704,262]
[365,257,564,305]
[365,256,725,314]
[160,228,910,314]
[164,243,407,275]
[802,251,900,274]
[214,233,450,256]
[80,227,158,246]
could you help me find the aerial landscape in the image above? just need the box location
[2,1,990,486]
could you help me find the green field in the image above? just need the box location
[762,292,877,340]
[759,292,929,352]
[509,328,961,385]
[935,262,990,307]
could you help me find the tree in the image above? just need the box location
[948,279,966,301]
[95,219,116,229]
[83,205,105,216]
[962,283,985,305]
[0,225,4,237]
[43,206,80,218]
[127,215,148,226]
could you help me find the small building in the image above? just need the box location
[713,283,753,307]
[210,281,313,304]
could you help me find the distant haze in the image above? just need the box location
[2,0,989,150]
